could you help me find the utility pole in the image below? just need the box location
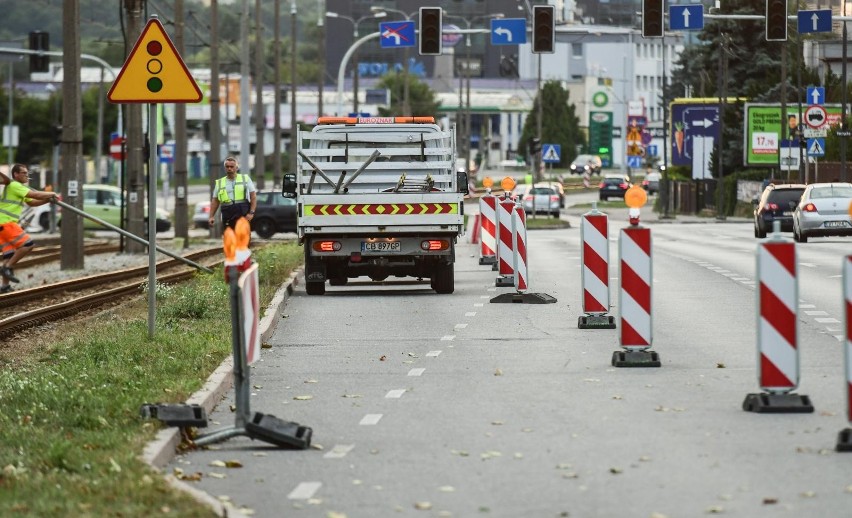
[240,0,250,172]
[273,0,282,188]
[173,0,189,247]
[289,0,297,183]
[124,0,145,253]
[317,0,325,118]
[209,0,222,238]
[254,0,266,189]
[60,0,84,269]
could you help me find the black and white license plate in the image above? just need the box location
[825,220,850,228]
[361,241,401,252]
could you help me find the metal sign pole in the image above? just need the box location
[148,104,158,339]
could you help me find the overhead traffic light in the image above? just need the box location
[765,0,788,41]
[528,137,541,156]
[532,5,555,53]
[28,31,49,73]
[419,7,442,56]
[642,0,664,38]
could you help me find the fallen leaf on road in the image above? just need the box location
[481,450,502,460]
[800,491,816,498]
[342,394,362,398]
[311,443,324,451]
[494,368,503,376]
[305,379,318,384]
[261,342,272,349]
[208,472,226,479]
[379,355,387,361]
[293,395,313,400]
[225,460,243,468]
[327,512,347,518]
[414,501,433,510]
[612,395,623,400]
[438,485,455,492]
[762,498,778,505]
[716,363,726,368]
[706,505,724,513]
[210,460,226,467]
[491,420,504,426]
[609,467,623,474]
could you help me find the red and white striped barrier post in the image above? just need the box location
[836,255,852,450]
[579,205,615,329]
[478,192,497,265]
[613,187,659,367]
[512,204,528,293]
[467,213,481,244]
[495,196,516,287]
[743,222,813,413]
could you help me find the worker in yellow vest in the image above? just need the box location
[209,156,257,230]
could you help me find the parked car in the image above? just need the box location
[20,198,60,233]
[641,172,661,194]
[598,174,631,201]
[521,185,561,218]
[752,183,806,238]
[53,184,171,233]
[194,191,297,238]
[569,154,603,175]
[792,182,852,243]
[537,181,565,207]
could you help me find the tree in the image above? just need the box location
[519,80,582,168]
[374,71,440,118]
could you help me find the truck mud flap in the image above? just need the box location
[305,263,327,282]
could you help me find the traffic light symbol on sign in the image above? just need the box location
[28,31,49,73]
[419,7,442,56]
[765,0,788,41]
[642,0,664,38]
[146,40,164,93]
[532,5,555,54]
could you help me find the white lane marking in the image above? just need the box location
[359,414,383,425]
[815,317,841,324]
[799,263,817,268]
[426,350,442,357]
[834,335,844,342]
[288,481,322,500]
[474,303,484,307]
[408,368,425,376]
[465,312,477,317]
[480,295,490,299]
[323,444,354,459]
[455,323,468,329]
[385,389,406,399]
[487,287,497,292]
[804,310,829,316]
[441,335,456,341]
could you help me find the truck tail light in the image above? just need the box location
[313,240,341,252]
[421,239,449,251]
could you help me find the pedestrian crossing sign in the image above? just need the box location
[807,138,825,157]
[542,144,561,163]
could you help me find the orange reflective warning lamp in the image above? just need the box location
[316,116,436,125]
[501,176,516,192]
[482,176,494,189]
[223,227,237,263]
[235,217,251,251]
[624,185,648,209]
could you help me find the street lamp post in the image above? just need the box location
[326,11,387,114]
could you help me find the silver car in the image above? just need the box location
[792,182,852,243]
[521,186,561,218]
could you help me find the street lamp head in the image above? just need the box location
[326,11,339,18]
[373,12,387,19]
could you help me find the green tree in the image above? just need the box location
[374,71,440,117]
[519,80,582,168]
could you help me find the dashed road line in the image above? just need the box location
[323,445,354,459]
[455,323,468,329]
[441,335,456,341]
[385,389,406,399]
[359,414,383,425]
[465,312,477,317]
[287,481,322,500]
[408,368,425,377]
[426,350,442,357]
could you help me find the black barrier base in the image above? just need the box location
[245,412,312,449]
[140,403,208,428]
[836,428,852,452]
[479,256,496,266]
[490,292,557,304]
[578,315,616,329]
[611,350,661,368]
[495,276,514,287]
[742,393,814,413]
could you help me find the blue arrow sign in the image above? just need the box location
[541,144,561,163]
[798,10,832,34]
[807,138,825,157]
[668,5,704,31]
[379,21,415,48]
[670,102,720,167]
[627,156,643,169]
[491,18,527,45]
[806,86,825,106]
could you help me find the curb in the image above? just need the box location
[139,267,303,517]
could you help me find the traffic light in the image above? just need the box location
[528,137,541,156]
[765,0,788,41]
[532,5,555,54]
[419,7,442,56]
[642,0,664,38]
[28,31,49,73]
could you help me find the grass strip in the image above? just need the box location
[0,242,303,517]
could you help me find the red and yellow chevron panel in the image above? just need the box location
[304,203,458,216]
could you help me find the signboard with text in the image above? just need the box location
[744,103,843,166]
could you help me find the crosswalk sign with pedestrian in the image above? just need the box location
[807,138,825,157]
[542,144,561,163]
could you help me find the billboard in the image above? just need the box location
[669,99,720,179]
[743,103,843,166]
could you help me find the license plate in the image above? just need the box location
[782,211,792,216]
[825,221,850,228]
[361,241,401,252]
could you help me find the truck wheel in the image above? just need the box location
[305,281,326,295]
[432,263,454,294]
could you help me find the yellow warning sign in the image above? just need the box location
[108,17,202,104]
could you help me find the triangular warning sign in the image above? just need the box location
[543,145,559,161]
[108,17,203,104]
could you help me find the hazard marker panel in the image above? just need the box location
[108,17,203,103]
[613,225,659,367]
[837,255,852,451]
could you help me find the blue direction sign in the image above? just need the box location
[491,18,527,45]
[798,10,832,34]
[541,143,561,163]
[669,5,704,31]
[806,86,825,106]
[807,138,826,157]
[670,102,720,167]
[379,21,415,48]
[627,156,643,169]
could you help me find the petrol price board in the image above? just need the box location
[744,103,843,166]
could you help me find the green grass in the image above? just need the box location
[525,216,572,229]
[0,243,303,517]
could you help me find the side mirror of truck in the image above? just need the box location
[457,170,469,195]
[281,174,297,198]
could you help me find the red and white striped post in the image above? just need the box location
[579,207,615,328]
[496,196,516,287]
[743,224,813,413]
[512,204,528,293]
[478,193,497,265]
[837,255,852,450]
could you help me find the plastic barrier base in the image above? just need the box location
[836,428,852,452]
[495,276,514,287]
[578,314,616,329]
[245,412,312,449]
[479,256,496,265]
[611,350,661,368]
[490,292,557,304]
[139,403,208,428]
[741,393,814,413]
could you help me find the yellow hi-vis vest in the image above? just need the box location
[215,174,250,204]
[0,182,27,224]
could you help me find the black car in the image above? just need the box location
[252,191,298,238]
[598,174,631,201]
[753,183,806,238]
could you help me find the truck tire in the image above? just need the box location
[305,281,326,295]
[432,263,454,294]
